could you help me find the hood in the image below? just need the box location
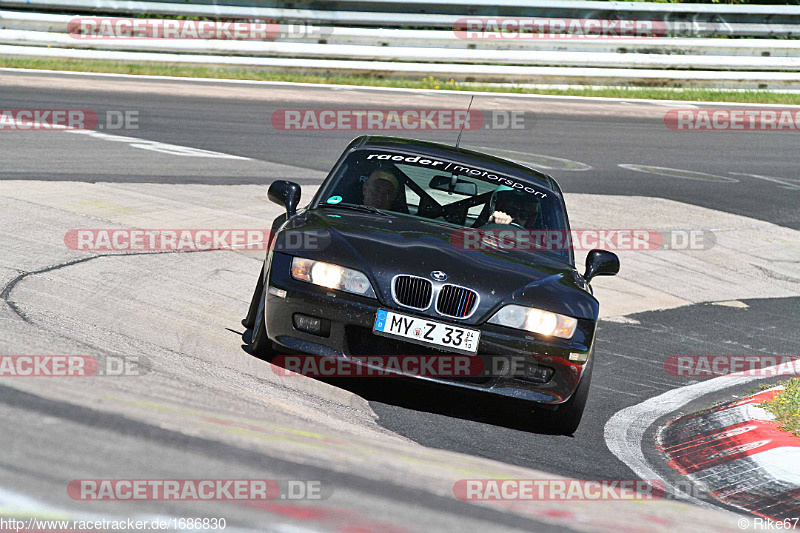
[275,209,599,322]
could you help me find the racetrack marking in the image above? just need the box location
[603,368,775,511]
[711,300,749,308]
[651,102,700,109]
[0,112,70,130]
[618,164,738,183]
[0,486,56,514]
[468,146,592,171]
[729,172,800,191]
[65,129,251,160]
[2,113,247,160]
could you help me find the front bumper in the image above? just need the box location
[264,252,594,404]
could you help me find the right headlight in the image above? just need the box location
[290,257,376,298]
[488,305,577,339]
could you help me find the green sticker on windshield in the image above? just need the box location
[327,195,342,204]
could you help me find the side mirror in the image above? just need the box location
[583,249,620,283]
[268,180,301,217]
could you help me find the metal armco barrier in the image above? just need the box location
[0,0,798,88]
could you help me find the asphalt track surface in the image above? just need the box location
[2,69,799,228]
[1,68,799,530]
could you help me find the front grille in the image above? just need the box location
[393,275,433,310]
[436,284,479,318]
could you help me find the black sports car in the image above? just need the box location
[244,136,619,434]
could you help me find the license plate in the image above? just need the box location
[373,309,480,354]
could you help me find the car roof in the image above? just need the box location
[351,136,561,194]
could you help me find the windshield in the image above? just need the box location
[316,149,572,262]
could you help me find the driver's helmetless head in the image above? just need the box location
[363,170,399,210]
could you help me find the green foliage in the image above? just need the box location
[761,378,800,438]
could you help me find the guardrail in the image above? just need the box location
[2,0,800,34]
[3,27,800,71]
[3,0,800,22]
[0,2,799,89]
[4,10,800,54]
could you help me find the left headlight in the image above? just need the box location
[488,304,577,339]
[291,257,376,298]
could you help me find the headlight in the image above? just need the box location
[291,257,376,298]
[488,305,577,339]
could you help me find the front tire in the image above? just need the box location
[250,281,275,360]
[244,264,265,329]
[547,357,594,435]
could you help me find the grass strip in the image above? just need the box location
[2,56,799,104]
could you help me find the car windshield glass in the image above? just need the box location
[317,148,572,262]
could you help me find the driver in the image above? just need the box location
[362,169,399,210]
[488,186,538,227]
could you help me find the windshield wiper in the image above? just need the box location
[317,203,389,216]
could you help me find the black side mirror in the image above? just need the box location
[583,249,620,283]
[268,180,301,217]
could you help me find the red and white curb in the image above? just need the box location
[658,386,800,520]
